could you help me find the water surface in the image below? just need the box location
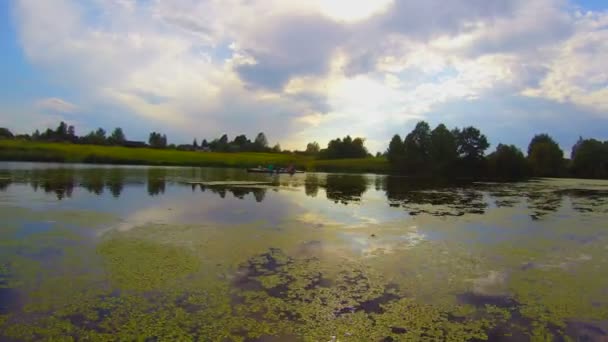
[1,162,607,341]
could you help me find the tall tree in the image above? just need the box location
[108,128,126,145]
[430,124,457,174]
[67,125,76,141]
[0,128,14,139]
[570,138,608,179]
[487,144,529,180]
[254,132,268,151]
[454,126,489,161]
[193,138,198,148]
[56,121,68,140]
[386,134,404,170]
[306,142,320,154]
[527,134,564,177]
[403,121,432,174]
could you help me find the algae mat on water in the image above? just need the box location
[1,215,608,341]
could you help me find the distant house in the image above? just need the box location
[198,147,211,152]
[122,140,147,148]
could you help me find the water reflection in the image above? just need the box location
[1,164,607,220]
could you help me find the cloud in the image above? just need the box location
[36,97,79,113]
[10,0,608,151]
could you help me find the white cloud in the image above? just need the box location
[36,98,79,113]
[11,0,608,151]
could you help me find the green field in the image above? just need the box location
[0,140,389,173]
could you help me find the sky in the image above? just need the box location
[1,0,607,154]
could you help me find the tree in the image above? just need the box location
[430,124,457,175]
[527,134,564,177]
[32,129,41,140]
[148,132,167,148]
[56,121,68,140]
[233,135,249,147]
[193,139,198,149]
[454,126,489,161]
[272,143,281,153]
[254,132,268,151]
[386,134,404,169]
[403,121,432,174]
[108,128,126,145]
[320,135,368,159]
[0,127,14,139]
[67,125,76,141]
[570,138,608,179]
[83,128,107,145]
[305,142,320,154]
[487,144,530,180]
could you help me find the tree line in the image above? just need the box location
[385,121,608,180]
[0,122,281,153]
[1,121,607,179]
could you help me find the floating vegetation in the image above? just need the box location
[2,167,608,340]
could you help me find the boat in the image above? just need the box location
[247,168,304,174]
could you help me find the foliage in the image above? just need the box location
[319,135,369,159]
[454,126,490,161]
[527,134,564,177]
[389,122,488,179]
[386,134,404,169]
[487,144,530,180]
[82,128,108,145]
[148,132,167,148]
[108,127,126,146]
[0,127,14,139]
[305,141,320,154]
[402,121,433,175]
[570,138,608,179]
[430,124,457,171]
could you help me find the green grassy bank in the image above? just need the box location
[0,140,390,173]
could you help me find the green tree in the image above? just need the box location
[0,127,14,139]
[193,139,198,148]
[430,124,457,175]
[233,135,249,148]
[56,121,68,140]
[254,132,268,151]
[386,134,404,170]
[320,135,368,159]
[454,126,489,161]
[108,127,126,145]
[272,143,282,153]
[305,142,320,154]
[148,132,167,148]
[403,121,432,175]
[487,144,530,180]
[67,125,76,141]
[527,134,564,177]
[570,138,608,179]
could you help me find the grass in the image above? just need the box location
[0,140,390,173]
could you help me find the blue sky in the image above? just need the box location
[1,0,607,154]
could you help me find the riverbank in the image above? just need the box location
[0,140,390,173]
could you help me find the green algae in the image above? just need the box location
[2,173,608,340]
[97,238,201,291]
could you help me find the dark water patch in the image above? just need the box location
[0,288,22,314]
[458,292,518,309]
[565,321,608,341]
[356,292,401,314]
[14,222,54,239]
